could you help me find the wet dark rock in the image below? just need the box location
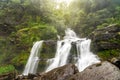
[39,64,79,80]
[28,73,38,79]
[15,73,40,80]
[33,77,39,80]
[69,61,120,80]
[111,57,120,69]
[15,75,24,80]
[0,71,17,80]
[89,24,120,51]
[44,40,57,45]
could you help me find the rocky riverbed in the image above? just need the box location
[1,61,119,80]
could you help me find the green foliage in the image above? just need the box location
[11,53,29,67]
[0,0,58,69]
[98,49,120,60]
[97,23,109,29]
[16,23,57,46]
[0,65,15,74]
[11,0,21,3]
[109,39,120,44]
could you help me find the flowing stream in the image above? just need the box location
[23,41,43,75]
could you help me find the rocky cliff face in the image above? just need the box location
[90,24,120,51]
[89,24,120,60]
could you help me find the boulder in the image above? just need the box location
[69,61,120,80]
[39,64,79,80]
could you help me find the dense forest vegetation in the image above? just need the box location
[0,0,120,74]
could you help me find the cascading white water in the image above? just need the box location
[23,41,43,75]
[75,39,100,71]
[45,40,72,72]
[46,28,100,72]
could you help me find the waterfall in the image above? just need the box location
[46,28,100,72]
[23,41,43,75]
[23,28,100,74]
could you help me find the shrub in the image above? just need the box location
[0,65,15,74]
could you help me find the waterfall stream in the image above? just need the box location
[45,28,100,72]
[23,41,43,75]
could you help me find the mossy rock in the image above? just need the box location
[0,65,17,80]
[89,24,120,51]
[98,49,120,60]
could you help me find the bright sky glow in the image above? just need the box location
[54,0,73,9]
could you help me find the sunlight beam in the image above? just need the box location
[54,0,73,9]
